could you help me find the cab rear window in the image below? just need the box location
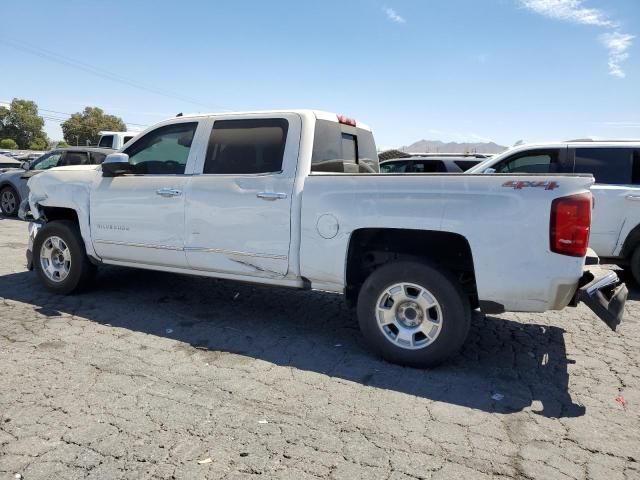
[311,120,378,173]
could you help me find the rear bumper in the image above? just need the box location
[571,266,627,331]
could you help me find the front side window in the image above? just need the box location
[574,148,633,184]
[380,160,410,173]
[31,152,63,170]
[494,149,563,174]
[61,151,89,166]
[98,135,114,148]
[124,122,197,175]
[203,118,288,174]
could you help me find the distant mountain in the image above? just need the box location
[400,139,508,154]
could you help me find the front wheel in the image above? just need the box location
[357,261,471,368]
[33,220,96,294]
[0,186,19,216]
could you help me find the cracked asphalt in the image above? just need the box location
[0,217,639,479]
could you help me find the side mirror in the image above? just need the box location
[483,167,496,174]
[102,153,132,177]
[21,161,30,170]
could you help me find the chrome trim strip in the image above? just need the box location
[94,240,183,251]
[94,240,287,260]
[184,246,287,260]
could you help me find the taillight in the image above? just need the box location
[550,193,592,257]
[337,114,356,127]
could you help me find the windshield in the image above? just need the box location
[31,152,62,170]
[466,149,514,173]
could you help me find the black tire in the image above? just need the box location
[33,220,96,294]
[357,261,471,368]
[630,247,640,286]
[0,186,19,216]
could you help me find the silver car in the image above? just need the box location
[0,147,111,216]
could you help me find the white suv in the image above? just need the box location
[469,141,640,282]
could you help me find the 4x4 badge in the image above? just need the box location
[502,180,559,191]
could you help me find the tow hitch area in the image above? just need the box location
[572,266,628,331]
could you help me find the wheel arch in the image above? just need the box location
[36,202,100,263]
[620,223,640,259]
[345,228,478,308]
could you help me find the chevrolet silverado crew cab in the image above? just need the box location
[20,110,627,367]
[469,141,640,283]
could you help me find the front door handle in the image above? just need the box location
[156,188,182,198]
[626,195,640,201]
[257,192,287,201]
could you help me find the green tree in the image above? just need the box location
[0,138,19,149]
[0,99,48,149]
[29,137,49,150]
[56,140,70,148]
[61,107,126,146]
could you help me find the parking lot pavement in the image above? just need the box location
[0,217,639,480]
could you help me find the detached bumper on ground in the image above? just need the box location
[572,266,628,331]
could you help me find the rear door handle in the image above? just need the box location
[257,192,287,201]
[156,188,182,198]
[626,195,640,201]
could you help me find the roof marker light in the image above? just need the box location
[337,115,356,127]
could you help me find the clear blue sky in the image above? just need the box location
[1,0,638,148]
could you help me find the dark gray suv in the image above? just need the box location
[0,147,111,216]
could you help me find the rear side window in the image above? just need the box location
[204,119,288,174]
[633,151,640,184]
[411,160,446,173]
[124,136,135,144]
[61,152,89,166]
[311,120,378,173]
[494,149,565,173]
[574,148,633,184]
[98,135,114,148]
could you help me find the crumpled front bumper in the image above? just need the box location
[571,265,628,331]
[26,221,42,271]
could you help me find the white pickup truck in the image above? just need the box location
[19,110,627,367]
[468,141,640,282]
[97,131,139,150]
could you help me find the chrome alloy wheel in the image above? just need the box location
[1,189,17,214]
[375,283,443,350]
[40,235,71,282]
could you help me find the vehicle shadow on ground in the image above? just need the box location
[0,267,590,418]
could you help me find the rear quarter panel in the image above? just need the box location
[300,173,594,312]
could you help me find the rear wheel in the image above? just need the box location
[33,220,96,294]
[357,261,471,368]
[0,186,19,216]
[629,247,640,285]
